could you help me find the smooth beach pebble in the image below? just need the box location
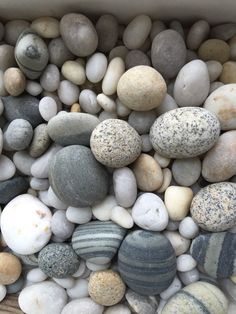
[125,50,151,69]
[51,210,74,239]
[150,20,166,41]
[154,151,171,168]
[39,96,57,121]
[79,89,101,114]
[219,61,236,83]
[0,194,52,254]
[198,39,230,63]
[178,217,199,239]
[187,20,210,50]
[86,53,107,83]
[4,20,30,45]
[176,254,197,272]
[66,278,88,299]
[0,44,16,71]
[3,67,26,96]
[178,268,200,286]
[0,284,7,301]
[62,60,86,85]
[109,45,129,61]
[206,60,223,82]
[164,231,191,256]
[97,93,116,112]
[104,304,131,314]
[40,64,60,92]
[86,261,110,272]
[156,93,178,116]
[61,298,104,314]
[48,37,74,68]
[92,195,117,221]
[117,65,167,111]
[28,123,51,157]
[26,268,48,283]
[111,206,134,229]
[96,15,118,53]
[128,110,157,134]
[125,289,158,314]
[26,80,43,96]
[0,252,22,285]
[172,158,201,186]
[88,270,126,306]
[157,168,172,193]
[31,17,60,38]
[58,80,80,106]
[0,177,29,204]
[160,276,182,301]
[0,154,15,181]
[53,277,75,289]
[102,57,125,96]
[132,193,169,231]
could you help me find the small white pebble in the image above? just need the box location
[26,268,48,283]
[53,277,75,289]
[178,268,200,285]
[111,206,134,229]
[104,304,131,314]
[97,93,116,112]
[164,231,190,256]
[51,209,74,240]
[72,260,87,278]
[26,80,43,96]
[86,261,111,271]
[66,206,92,224]
[160,276,182,300]
[47,186,67,209]
[154,151,171,168]
[102,57,125,95]
[79,89,101,114]
[179,217,199,239]
[0,154,16,181]
[116,98,131,117]
[67,279,89,299]
[58,80,80,106]
[86,52,108,83]
[176,254,197,272]
[39,96,57,121]
[0,285,6,302]
[141,134,152,152]
[92,195,117,221]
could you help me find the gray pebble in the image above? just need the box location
[48,37,75,67]
[79,89,101,114]
[128,110,157,134]
[0,177,29,204]
[125,50,151,69]
[6,276,24,294]
[141,134,152,152]
[0,44,16,71]
[172,158,201,186]
[150,20,166,41]
[210,23,236,41]
[30,177,49,191]
[4,119,33,150]
[0,22,4,41]
[51,210,75,240]
[40,64,60,92]
[156,94,178,116]
[29,123,51,158]
[187,20,210,50]
[96,15,119,53]
[13,151,35,175]
[0,128,2,155]
[125,289,158,314]
[209,81,224,93]
[4,20,30,45]
[170,20,185,38]
[25,80,43,96]
[186,49,198,62]
[14,253,38,266]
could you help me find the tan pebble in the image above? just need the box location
[157,168,172,193]
[229,35,236,61]
[164,231,191,256]
[0,252,22,285]
[198,39,230,63]
[219,61,236,83]
[31,17,60,38]
[132,153,163,191]
[62,60,86,85]
[164,186,193,221]
[70,103,81,112]
[3,67,26,96]
[88,270,126,306]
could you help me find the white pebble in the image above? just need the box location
[51,210,74,240]
[62,60,86,85]
[163,231,190,256]
[72,260,87,278]
[13,151,35,176]
[102,57,125,95]
[92,195,117,221]
[160,276,182,300]
[0,154,15,181]
[67,279,89,299]
[141,134,152,152]
[26,80,43,96]
[178,268,200,285]
[178,217,199,239]
[111,206,134,229]
[61,298,104,314]
[97,93,116,112]
[38,190,51,207]
[79,89,101,114]
[86,261,111,271]
[47,186,67,209]
[99,110,117,121]
[30,177,49,191]
[26,268,48,283]
[0,285,6,302]
[116,98,131,117]
[66,206,92,224]
[157,168,172,193]
[86,52,108,83]
[40,64,60,92]
[58,80,80,106]
[154,151,171,168]
[104,304,131,314]
[53,277,75,289]
[157,299,167,314]
[176,254,197,272]
[39,96,57,121]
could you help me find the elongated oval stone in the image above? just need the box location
[118,230,176,295]
[72,221,126,265]
[190,232,236,279]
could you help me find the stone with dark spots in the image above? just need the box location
[0,177,29,204]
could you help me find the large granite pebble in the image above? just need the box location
[190,182,236,231]
[49,145,109,207]
[2,94,43,127]
[118,230,176,295]
[190,232,236,279]
[0,177,28,204]
[125,289,158,314]
[150,107,220,158]
[47,112,100,146]
[151,30,186,79]
[60,13,98,57]
[72,221,126,264]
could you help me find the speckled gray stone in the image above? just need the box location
[4,119,33,150]
[151,30,186,79]
[125,50,151,69]
[38,243,80,278]
[29,123,51,158]
[90,119,142,168]
[190,182,236,232]
[96,15,118,53]
[150,107,220,158]
[0,177,28,204]
[48,37,75,67]
[49,145,109,207]
[125,289,158,314]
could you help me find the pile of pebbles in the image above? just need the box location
[0,13,236,314]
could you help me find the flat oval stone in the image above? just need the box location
[190,182,236,232]
[187,20,210,50]
[86,53,108,83]
[150,107,220,158]
[49,145,109,207]
[60,13,98,57]
[198,39,230,64]
[72,221,126,264]
[47,113,100,146]
[172,158,201,186]
[0,177,28,204]
[190,232,236,279]
[118,230,176,295]
[96,15,118,53]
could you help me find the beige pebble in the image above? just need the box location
[31,17,60,38]
[110,206,134,229]
[164,186,193,221]
[154,151,171,168]
[88,270,126,306]
[132,153,163,191]
[70,103,81,112]
[0,252,22,285]
[157,168,172,193]
[229,35,236,61]
[62,60,86,85]
[97,93,116,112]
[198,39,230,63]
[3,67,26,96]
[206,60,223,82]
[102,57,125,96]
[164,231,191,256]
[219,61,236,83]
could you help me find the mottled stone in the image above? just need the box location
[29,123,51,158]
[198,39,230,64]
[125,289,158,314]
[4,119,33,150]
[0,177,28,204]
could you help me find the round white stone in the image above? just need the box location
[0,285,6,302]
[53,277,75,289]
[58,80,80,107]
[178,217,199,239]
[104,304,131,314]
[110,206,134,229]
[79,89,101,114]
[67,279,89,299]
[160,276,182,300]
[26,268,48,283]
[39,96,57,121]
[66,206,92,224]
[61,298,104,314]
[0,154,15,181]
[176,254,197,272]
[86,52,108,83]
[92,195,117,221]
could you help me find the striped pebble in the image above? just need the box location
[162,281,228,314]
[71,221,126,265]
[190,232,236,279]
[118,230,176,295]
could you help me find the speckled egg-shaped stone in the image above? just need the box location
[118,230,176,295]
[162,281,228,314]
[150,107,220,158]
[90,119,141,168]
[190,182,236,232]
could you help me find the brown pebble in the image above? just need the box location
[0,252,22,285]
[198,39,230,63]
[219,61,236,83]
[3,67,26,96]
[70,103,81,112]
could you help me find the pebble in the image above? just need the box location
[26,80,43,96]
[0,71,7,96]
[162,281,228,314]
[111,206,134,229]
[31,17,60,38]
[6,276,24,294]
[67,278,88,299]
[179,268,200,286]
[0,154,15,181]
[15,29,49,79]
[170,20,184,37]
[62,60,86,85]
[3,67,26,96]
[86,261,111,272]
[72,260,86,278]
[176,254,197,272]
[0,44,16,71]
[173,60,210,107]
[187,20,210,50]
[19,281,67,314]
[157,168,172,193]
[102,57,125,96]
[99,110,117,121]
[60,13,98,57]
[117,65,167,111]
[90,119,141,168]
[47,186,67,209]
[66,206,92,224]
[48,37,74,68]
[141,134,152,152]
[190,182,236,231]
[191,232,236,279]
[210,81,224,93]
[72,221,126,264]
[160,276,182,300]
[125,50,151,69]
[118,230,176,295]
[156,94,178,116]
[113,167,137,208]
[178,217,199,239]
[132,193,168,231]
[39,96,57,121]
[86,53,107,83]
[150,20,166,40]
[206,60,223,82]
[96,15,118,53]
[40,64,60,92]
[125,289,158,314]
[12,252,38,267]
[109,45,129,61]
[0,285,6,302]
[210,23,236,41]
[92,195,117,221]
[26,268,48,283]
[198,39,230,63]
[51,210,74,239]
[104,304,131,314]
[172,158,201,186]
[61,298,104,314]
[150,107,220,158]
[154,152,171,168]
[151,30,186,79]
[128,110,157,134]
[164,231,191,256]
[2,94,43,127]
[49,145,109,207]
[219,61,236,83]
[29,123,51,158]
[0,194,51,254]
[79,89,101,114]
[97,93,116,112]
[0,177,29,204]
[0,252,22,285]
[166,220,180,231]
[4,20,30,45]
[58,80,80,106]
[53,277,75,289]
[229,35,236,60]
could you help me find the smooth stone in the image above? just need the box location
[141,134,152,152]
[202,131,236,182]
[113,167,137,208]
[111,206,134,229]
[96,15,118,53]
[186,49,198,62]
[38,190,51,207]
[19,281,67,314]
[0,155,15,181]
[173,60,210,107]
[72,221,126,265]
[160,276,182,300]
[198,39,230,63]
[221,278,236,302]
[150,20,166,41]
[176,254,197,272]
[39,96,57,121]
[164,231,190,256]
[40,64,60,92]
[125,50,151,69]
[0,177,28,204]
[190,232,236,279]
[109,45,129,61]
[53,277,75,289]
[86,53,107,83]
[154,152,171,168]
[219,61,236,83]
[229,35,236,60]
[210,23,236,41]
[48,37,74,68]
[58,80,80,106]
[72,260,86,278]
[104,304,131,314]
[166,220,180,231]
[61,298,104,314]
[60,13,98,57]
[99,110,117,121]
[0,70,7,96]
[151,29,186,79]
[206,60,223,82]
[172,158,201,186]
[62,60,86,85]
[79,89,101,114]
[3,67,26,96]
[125,289,158,314]
[157,168,172,193]
[128,110,157,134]
[4,20,30,45]
[210,81,224,93]
[0,285,6,302]
[2,94,43,127]
[187,20,210,50]
[162,282,228,314]
[51,210,74,239]
[117,65,167,111]
[66,206,92,224]
[178,268,200,286]
[92,195,117,221]
[0,252,22,285]
[132,193,168,231]
[26,268,48,283]
[6,275,24,294]
[0,44,16,71]
[15,29,49,79]
[169,20,184,37]
[86,261,110,272]
[150,107,220,158]
[47,186,67,209]
[97,93,116,112]
[67,278,88,299]
[13,253,38,267]
[29,123,51,158]
[49,145,109,207]
[178,217,199,239]
[90,119,141,168]
[26,80,43,96]
[1,194,51,254]
[31,17,60,38]
[102,57,125,96]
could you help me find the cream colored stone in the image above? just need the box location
[164,231,191,256]
[3,67,26,96]
[154,151,171,168]
[220,61,236,83]
[31,17,60,38]
[62,60,86,85]
[102,57,125,95]
[157,168,172,193]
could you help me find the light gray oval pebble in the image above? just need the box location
[187,20,210,50]
[58,80,80,106]
[48,37,75,67]
[79,89,101,114]
[5,118,33,150]
[13,151,35,176]
[30,177,49,191]
[0,155,15,181]
[4,20,30,45]
[51,210,74,240]
[128,110,157,134]
[156,94,178,116]
[172,158,201,186]
[40,64,60,92]
[150,20,166,41]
